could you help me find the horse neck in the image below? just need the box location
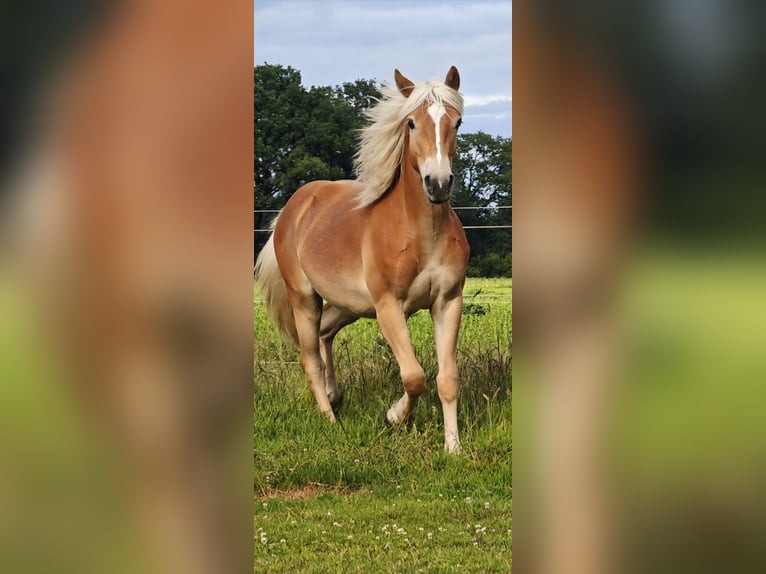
[392,157,452,237]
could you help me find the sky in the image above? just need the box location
[254,0,512,137]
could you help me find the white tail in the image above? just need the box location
[254,230,299,347]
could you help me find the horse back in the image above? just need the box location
[274,180,375,315]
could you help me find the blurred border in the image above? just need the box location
[516,1,766,573]
[1,2,253,573]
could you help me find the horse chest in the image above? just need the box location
[402,258,452,314]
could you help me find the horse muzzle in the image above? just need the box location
[423,174,454,204]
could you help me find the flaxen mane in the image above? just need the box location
[353,80,464,207]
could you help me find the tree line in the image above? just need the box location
[254,64,511,276]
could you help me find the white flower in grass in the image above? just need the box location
[259,532,268,544]
[280,539,286,544]
[347,535,353,540]
[464,496,472,504]
[484,502,491,509]
[427,532,433,540]
[333,521,341,527]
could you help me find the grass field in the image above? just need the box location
[254,278,513,573]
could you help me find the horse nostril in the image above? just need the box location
[448,175,454,189]
[424,175,431,188]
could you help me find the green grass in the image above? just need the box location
[254,278,512,573]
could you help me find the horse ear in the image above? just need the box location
[394,69,415,98]
[445,66,460,91]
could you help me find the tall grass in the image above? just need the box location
[254,278,512,572]
[254,278,512,493]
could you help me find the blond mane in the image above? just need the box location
[353,79,464,207]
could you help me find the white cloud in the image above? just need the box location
[466,112,508,119]
[254,0,512,136]
[463,94,513,108]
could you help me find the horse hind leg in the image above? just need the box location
[289,290,336,421]
[319,304,358,411]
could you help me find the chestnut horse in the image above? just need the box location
[256,66,469,453]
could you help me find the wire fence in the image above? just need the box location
[253,206,511,232]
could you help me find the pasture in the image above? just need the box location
[254,277,513,573]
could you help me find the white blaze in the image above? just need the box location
[427,100,446,162]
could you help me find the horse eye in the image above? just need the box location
[455,118,463,130]
[407,118,415,130]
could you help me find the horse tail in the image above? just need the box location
[254,224,300,348]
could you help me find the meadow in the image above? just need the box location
[254,277,513,573]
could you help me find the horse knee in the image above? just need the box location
[436,374,458,403]
[402,367,426,397]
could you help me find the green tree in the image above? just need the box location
[254,64,382,240]
[254,64,306,212]
[335,79,382,113]
[452,133,512,275]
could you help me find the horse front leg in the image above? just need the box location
[375,296,426,425]
[431,294,463,453]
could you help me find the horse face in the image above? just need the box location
[406,102,462,204]
[396,67,462,204]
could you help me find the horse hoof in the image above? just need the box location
[329,388,345,412]
[384,409,403,427]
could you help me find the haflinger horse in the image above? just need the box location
[256,66,469,453]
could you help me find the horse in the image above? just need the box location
[255,66,469,453]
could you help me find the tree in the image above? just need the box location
[335,79,382,113]
[254,65,383,242]
[452,133,512,275]
[254,64,306,213]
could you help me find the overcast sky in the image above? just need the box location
[254,0,512,137]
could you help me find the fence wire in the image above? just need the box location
[254,206,511,232]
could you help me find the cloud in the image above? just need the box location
[463,94,513,108]
[254,0,512,136]
[462,99,512,135]
[466,112,508,119]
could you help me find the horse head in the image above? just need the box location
[395,66,462,204]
